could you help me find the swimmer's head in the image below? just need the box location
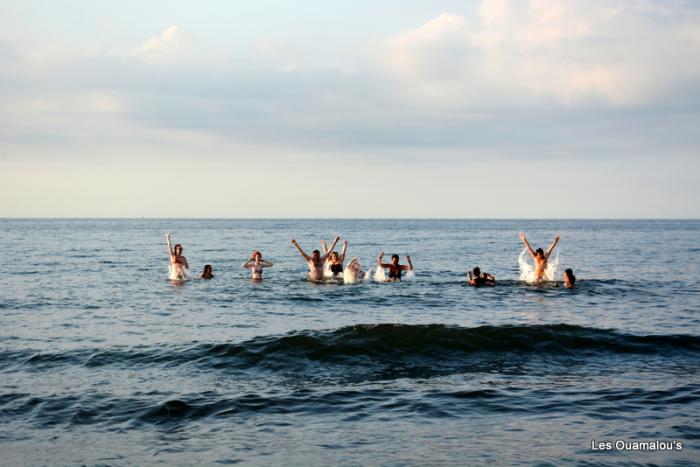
[473,267,481,276]
[312,250,321,260]
[330,251,339,261]
[535,248,544,259]
[174,244,183,255]
[253,251,262,261]
[563,268,576,288]
[391,254,399,264]
[201,264,213,279]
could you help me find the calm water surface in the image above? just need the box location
[1,219,699,465]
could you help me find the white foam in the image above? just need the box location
[519,248,558,284]
[168,263,192,281]
[374,264,387,282]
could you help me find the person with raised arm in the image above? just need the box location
[241,251,274,281]
[519,232,560,283]
[322,238,348,277]
[292,236,340,282]
[165,232,191,281]
[377,252,413,282]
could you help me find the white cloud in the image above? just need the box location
[134,25,196,62]
[379,0,700,107]
[0,1,698,217]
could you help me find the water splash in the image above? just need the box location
[168,264,191,281]
[374,264,387,282]
[343,258,360,284]
[519,249,558,284]
[546,251,559,281]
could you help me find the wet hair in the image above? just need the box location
[391,254,399,262]
[174,244,183,254]
[253,251,262,259]
[473,267,481,276]
[535,248,544,257]
[312,250,320,256]
[564,268,576,285]
[203,264,212,273]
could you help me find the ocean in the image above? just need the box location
[1,219,698,465]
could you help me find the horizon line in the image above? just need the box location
[1,217,699,221]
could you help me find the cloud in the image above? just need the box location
[0,1,699,217]
[379,0,700,107]
[134,25,196,62]
[1,1,700,159]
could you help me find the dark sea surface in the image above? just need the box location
[1,219,699,466]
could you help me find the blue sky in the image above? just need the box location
[1,0,699,217]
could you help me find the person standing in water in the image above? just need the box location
[292,236,340,282]
[322,238,348,277]
[377,253,413,281]
[241,251,273,281]
[165,233,191,281]
[519,232,560,283]
[468,267,495,287]
[563,268,576,288]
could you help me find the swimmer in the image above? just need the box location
[322,239,347,277]
[292,236,340,282]
[468,267,495,287]
[519,232,559,283]
[200,264,214,279]
[563,268,576,288]
[377,252,413,281]
[344,257,368,284]
[241,251,273,280]
[165,233,191,281]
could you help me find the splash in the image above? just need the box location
[405,270,415,281]
[546,251,559,281]
[168,263,191,281]
[374,264,387,282]
[519,248,558,284]
[343,258,373,284]
[343,258,359,284]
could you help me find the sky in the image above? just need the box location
[1,0,699,218]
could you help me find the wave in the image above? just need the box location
[5,324,699,374]
[3,382,699,430]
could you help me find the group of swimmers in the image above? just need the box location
[467,232,575,288]
[166,231,576,288]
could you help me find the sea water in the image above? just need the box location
[1,219,698,465]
